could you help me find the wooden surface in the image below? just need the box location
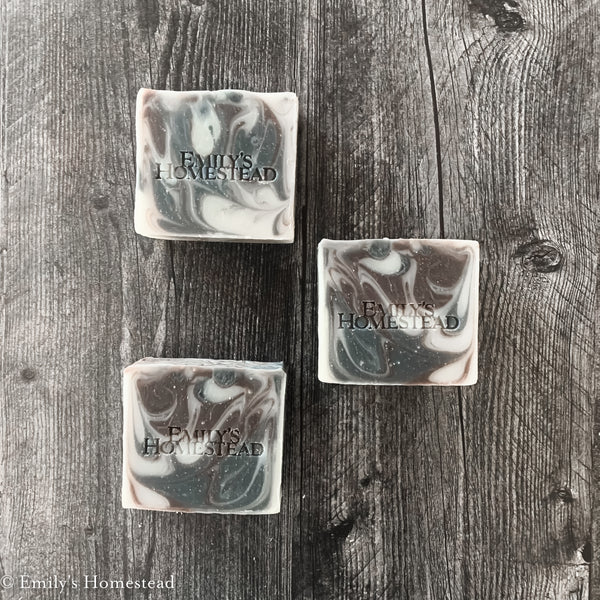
[1,1,598,598]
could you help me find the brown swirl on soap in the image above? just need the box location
[123,361,284,513]
[135,89,296,240]
[319,239,478,385]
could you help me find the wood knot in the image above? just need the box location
[581,541,592,563]
[472,0,524,32]
[91,195,109,210]
[20,368,36,381]
[359,467,382,487]
[327,518,354,541]
[552,486,574,504]
[514,240,563,273]
[495,10,524,32]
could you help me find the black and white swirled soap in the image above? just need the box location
[122,358,286,514]
[135,89,298,243]
[318,238,479,386]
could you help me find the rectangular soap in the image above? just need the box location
[122,358,286,514]
[135,88,298,243]
[318,238,479,386]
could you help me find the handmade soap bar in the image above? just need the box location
[135,89,298,243]
[318,238,479,385]
[122,358,286,514]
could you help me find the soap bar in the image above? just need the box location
[122,358,286,514]
[135,89,298,243]
[318,238,479,386]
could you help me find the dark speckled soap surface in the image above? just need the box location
[318,238,479,386]
[135,89,298,243]
[122,358,286,514]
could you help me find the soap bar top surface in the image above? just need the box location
[318,238,479,386]
[122,358,286,514]
[135,89,298,243]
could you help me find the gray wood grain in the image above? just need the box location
[0,1,597,599]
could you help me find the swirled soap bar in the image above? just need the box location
[135,89,298,242]
[318,238,479,386]
[122,358,286,514]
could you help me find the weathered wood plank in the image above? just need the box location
[0,0,172,596]
[426,0,597,597]
[1,0,302,598]
[293,1,470,599]
[123,1,305,599]
[593,261,600,600]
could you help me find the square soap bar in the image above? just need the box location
[135,89,298,243]
[318,238,479,386]
[122,358,286,514]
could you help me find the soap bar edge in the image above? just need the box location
[121,357,287,514]
[134,88,298,243]
[317,237,480,386]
